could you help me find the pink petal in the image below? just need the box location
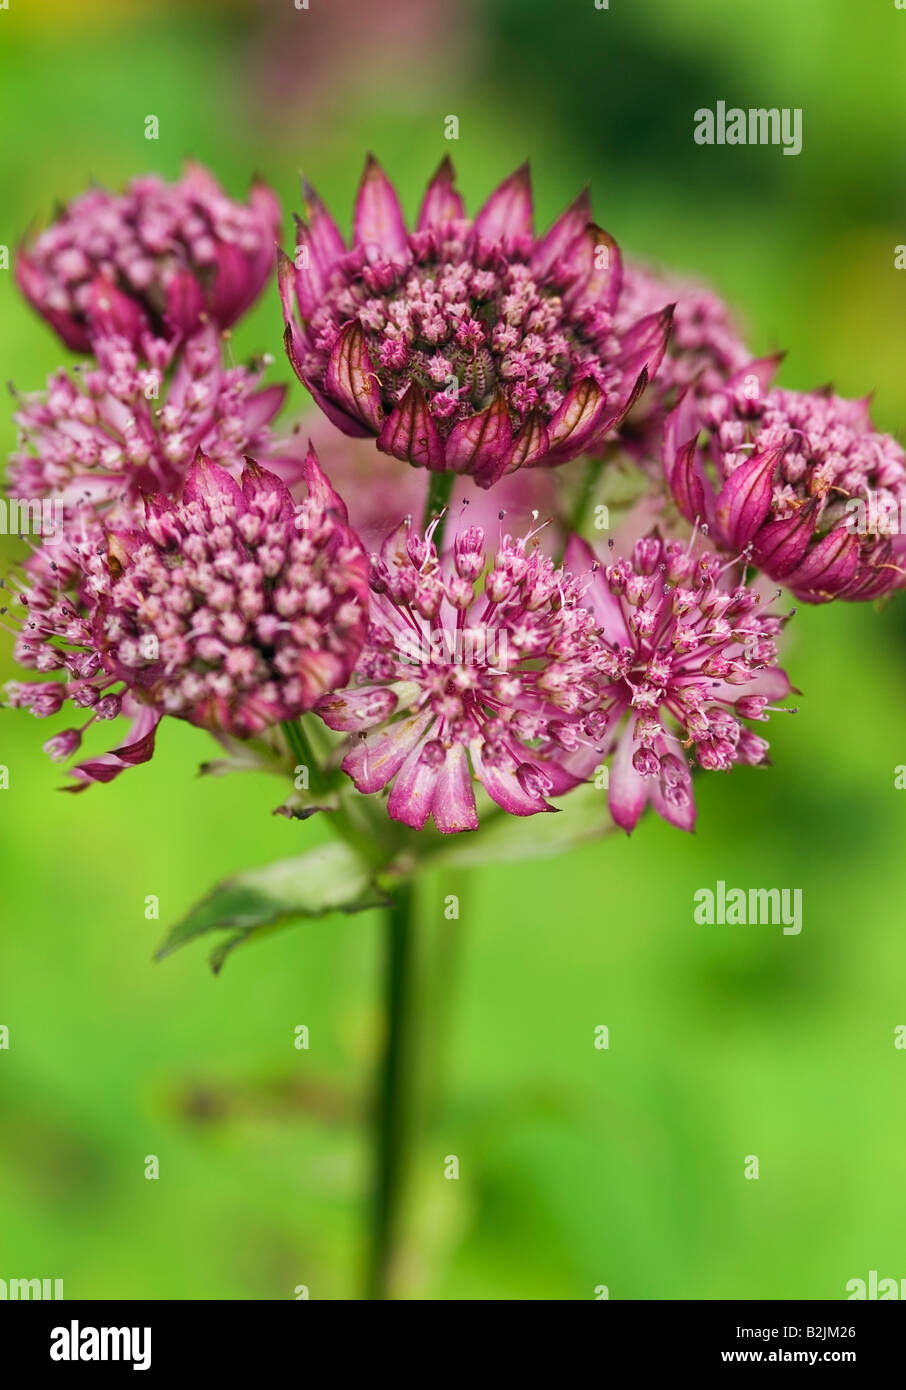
[618,305,674,391]
[240,460,295,520]
[209,240,255,326]
[608,721,649,833]
[667,435,709,525]
[241,383,287,434]
[752,502,817,578]
[324,321,384,431]
[300,175,346,271]
[474,163,533,244]
[341,710,434,794]
[353,155,408,260]
[649,738,696,833]
[64,706,161,792]
[726,353,784,396]
[316,685,400,733]
[531,187,592,282]
[86,275,149,348]
[470,741,553,816]
[503,411,551,475]
[430,743,479,833]
[183,450,249,512]
[377,382,446,470]
[783,528,859,601]
[715,445,783,548]
[545,377,608,460]
[387,741,441,830]
[417,156,465,230]
[563,224,622,316]
[445,391,513,483]
[299,441,354,521]
[163,269,205,338]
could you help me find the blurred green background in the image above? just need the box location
[1,0,905,1300]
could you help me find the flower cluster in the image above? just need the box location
[317,517,603,830]
[4,156,903,838]
[5,451,368,786]
[17,163,280,351]
[665,365,906,601]
[279,157,673,484]
[8,328,285,513]
[565,534,792,832]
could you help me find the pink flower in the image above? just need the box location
[3,450,369,787]
[16,163,281,352]
[315,516,604,832]
[279,156,673,485]
[665,365,906,601]
[567,533,794,834]
[8,328,286,515]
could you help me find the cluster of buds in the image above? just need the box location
[279,156,673,484]
[16,164,280,351]
[3,156,903,837]
[665,363,906,601]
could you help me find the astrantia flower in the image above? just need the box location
[567,533,794,833]
[665,365,906,601]
[279,156,673,486]
[17,163,280,352]
[315,517,604,832]
[3,450,368,787]
[614,262,749,451]
[8,328,286,514]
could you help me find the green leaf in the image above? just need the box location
[156,841,390,973]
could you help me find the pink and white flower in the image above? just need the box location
[316,516,604,832]
[4,449,368,788]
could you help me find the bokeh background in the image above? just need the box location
[1,0,905,1300]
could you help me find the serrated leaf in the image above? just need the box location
[156,841,389,973]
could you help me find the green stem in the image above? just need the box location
[365,879,416,1300]
[281,716,328,796]
[423,470,455,553]
[568,454,605,539]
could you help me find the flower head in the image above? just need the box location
[665,366,906,601]
[316,515,604,832]
[8,328,286,514]
[279,156,673,485]
[17,164,281,352]
[567,532,794,833]
[4,449,368,787]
